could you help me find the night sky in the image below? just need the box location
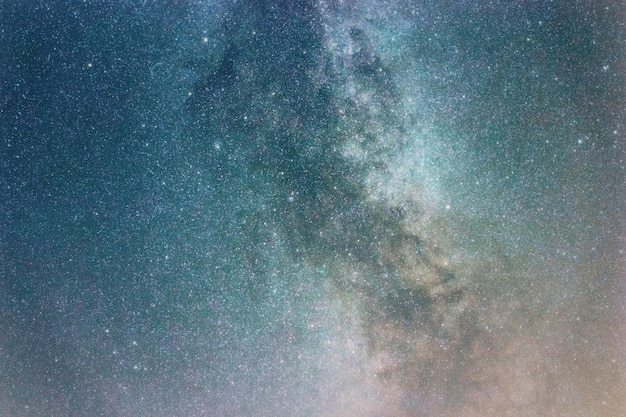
[1,1,625,416]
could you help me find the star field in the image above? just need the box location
[1,1,625,416]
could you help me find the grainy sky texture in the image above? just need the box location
[1,1,625,416]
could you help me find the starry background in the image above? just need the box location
[1,1,625,416]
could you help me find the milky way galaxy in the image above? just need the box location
[1,1,625,416]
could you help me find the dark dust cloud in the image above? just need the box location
[1,1,625,416]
